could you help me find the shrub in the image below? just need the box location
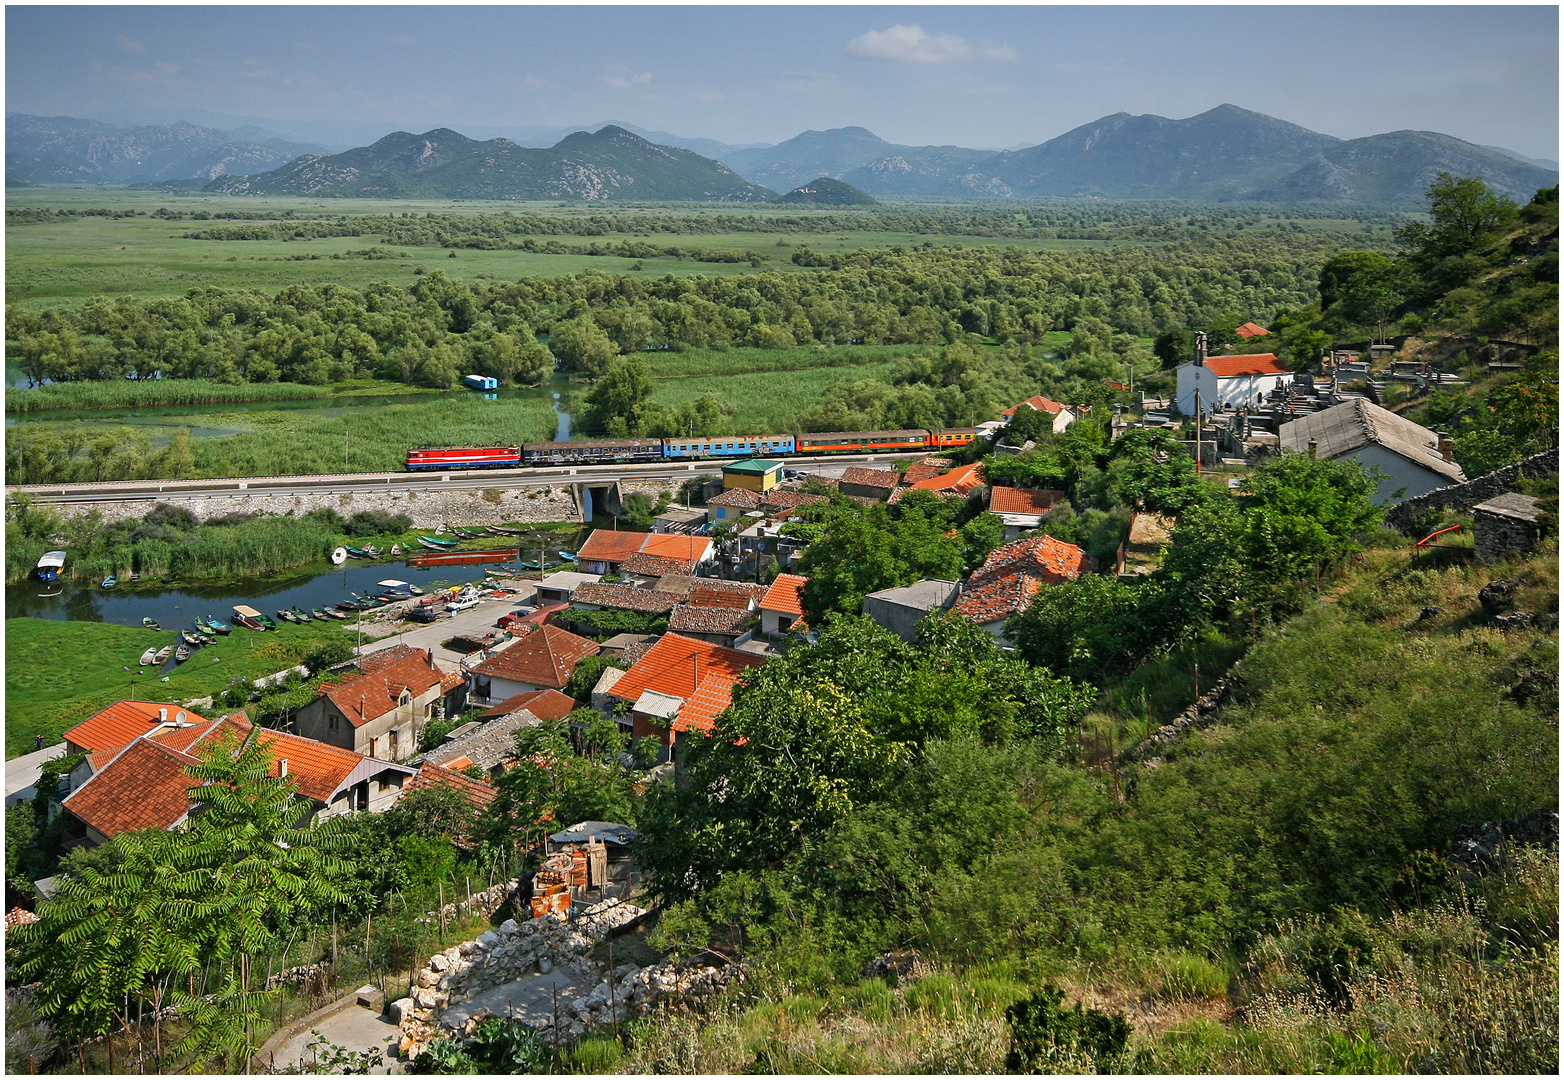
[1156,951,1232,1002]
[143,503,197,531]
[302,639,356,675]
[1004,986,1132,1074]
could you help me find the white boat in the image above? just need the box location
[138,647,158,666]
[376,578,424,596]
[330,546,348,565]
[35,550,66,582]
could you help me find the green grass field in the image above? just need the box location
[5,189,1159,308]
[4,616,358,757]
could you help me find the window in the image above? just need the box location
[389,727,398,758]
[328,714,339,732]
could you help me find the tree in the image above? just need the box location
[1397,172,1520,263]
[795,502,962,622]
[581,356,655,437]
[548,316,620,376]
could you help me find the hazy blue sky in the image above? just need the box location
[6,5,1559,158]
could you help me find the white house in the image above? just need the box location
[1277,398,1466,504]
[1176,352,1294,417]
[1001,395,1078,434]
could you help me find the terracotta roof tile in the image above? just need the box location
[479,688,577,722]
[707,488,764,510]
[321,652,446,728]
[609,632,766,703]
[1234,322,1270,339]
[63,738,204,838]
[63,701,200,755]
[1201,353,1290,378]
[902,457,951,485]
[471,625,600,689]
[250,727,368,803]
[954,575,1043,625]
[671,673,738,734]
[839,466,902,491]
[1002,395,1071,417]
[907,460,984,495]
[576,529,648,564]
[622,552,698,577]
[760,490,829,511]
[639,534,712,563]
[403,763,498,813]
[571,582,681,614]
[971,534,1095,588]
[688,581,762,610]
[760,573,807,616]
[669,604,753,637]
[988,486,1067,515]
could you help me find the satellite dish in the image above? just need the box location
[331,547,348,565]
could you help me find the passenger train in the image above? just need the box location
[405,427,979,470]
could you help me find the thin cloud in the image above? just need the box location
[603,72,653,90]
[848,24,1015,65]
[114,34,147,54]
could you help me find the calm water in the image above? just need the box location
[4,541,585,630]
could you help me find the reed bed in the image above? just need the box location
[5,378,326,413]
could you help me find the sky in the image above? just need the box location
[5,4,1559,160]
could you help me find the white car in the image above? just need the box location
[446,596,482,613]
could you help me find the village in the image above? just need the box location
[8,313,1556,1073]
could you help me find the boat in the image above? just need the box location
[192,616,215,634]
[143,617,162,630]
[559,550,578,562]
[377,579,423,596]
[193,632,216,646]
[276,609,297,624]
[257,612,278,629]
[311,608,331,622]
[344,546,367,558]
[452,527,484,540]
[205,615,231,635]
[418,535,460,549]
[463,374,498,391]
[325,608,350,620]
[290,606,312,622]
[179,630,201,646]
[362,544,381,557]
[35,551,66,583]
[389,544,404,557]
[101,575,118,589]
[330,547,348,565]
[138,647,158,666]
[153,645,174,664]
[174,644,193,663]
[232,605,267,631]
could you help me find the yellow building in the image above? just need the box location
[721,459,783,493]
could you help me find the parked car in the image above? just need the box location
[409,607,442,623]
[447,596,482,613]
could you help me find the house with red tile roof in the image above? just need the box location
[59,710,417,846]
[468,624,600,700]
[575,529,715,575]
[569,582,681,616]
[293,645,452,762]
[987,485,1068,540]
[478,688,578,723]
[903,460,985,498]
[706,486,763,524]
[759,490,830,513]
[63,700,198,757]
[1234,322,1271,339]
[838,466,902,500]
[575,529,649,574]
[759,573,808,636]
[1177,347,1293,416]
[902,456,953,486]
[1002,395,1078,434]
[955,534,1096,636]
[604,632,767,758]
[622,552,700,578]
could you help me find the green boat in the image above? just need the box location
[344,546,367,558]
[256,611,278,630]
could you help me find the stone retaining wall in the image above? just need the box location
[1386,449,1558,533]
[419,878,525,927]
[1119,673,1239,768]
[36,483,581,527]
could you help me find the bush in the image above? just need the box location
[345,510,412,537]
[302,639,356,675]
[1156,951,1232,1002]
[1004,986,1132,1074]
[143,503,197,530]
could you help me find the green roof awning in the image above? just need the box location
[722,459,783,475]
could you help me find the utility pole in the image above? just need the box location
[344,421,349,471]
[1194,385,1202,475]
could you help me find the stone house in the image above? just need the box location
[1277,398,1466,504]
[1473,493,1546,562]
[862,579,961,642]
[292,645,452,762]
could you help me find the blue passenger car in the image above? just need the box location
[661,434,797,459]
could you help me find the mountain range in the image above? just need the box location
[4,114,325,184]
[204,125,776,202]
[8,106,1557,205]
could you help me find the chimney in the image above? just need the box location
[1307,439,1318,458]
[1193,330,1208,368]
[1436,431,1454,463]
[158,708,168,723]
[277,758,288,778]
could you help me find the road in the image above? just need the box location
[8,452,929,506]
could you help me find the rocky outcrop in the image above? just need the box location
[1448,809,1559,874]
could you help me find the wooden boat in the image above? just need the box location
[178,630,201,646]
[452,527,484,540]
[311,608,331,622]
[205,615,231,635]
[143,617,162,630]
[276,609,298,624]
[362,544,381,557]
[558,551,578,562]
[418,535,460,550]
[138,646,158,666]
[153,645,174,664]
[344,546,367,558]
[36,551,66,583]
[193,632,216,646]
[290,607,311,622]
[325,608,349,621]
[389,544,404,557]
[192,616,215,634]
[101,575,118,589]
[174,643,193,663]
[232,605,267,631]
[257,612,278,630]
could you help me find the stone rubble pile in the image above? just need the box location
[395,900,748,1058]
[417,878,522,927]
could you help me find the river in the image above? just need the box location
[5,536,589,631]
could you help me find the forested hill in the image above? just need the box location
[204,125,777,202]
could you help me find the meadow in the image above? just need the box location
[3,615,357,756]
[4,189,1164,309]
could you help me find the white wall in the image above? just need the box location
[1341,444,1453,505]
[1176,365,1293,415]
